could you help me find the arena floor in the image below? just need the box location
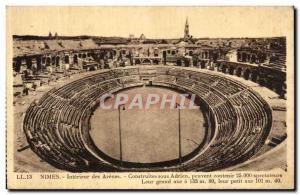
[90,86,207,163]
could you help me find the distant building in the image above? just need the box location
[54,32,58,39]
[139,33,146,41]
[184,18,192,41]
[48,32,52,39]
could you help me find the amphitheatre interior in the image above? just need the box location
[13,22,287,172]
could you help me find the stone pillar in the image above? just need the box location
[214,65,218,71]
[240,70,244,77]
[225,68,229,74]
[233,69,237,75]
[69,55,74,66]
[248,73,253,80]
[256,75,260,83]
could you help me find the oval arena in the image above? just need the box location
[21,65,274,172]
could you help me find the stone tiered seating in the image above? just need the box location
[176,78,194,88]
[23,66,272,172]
[152,75,176,84]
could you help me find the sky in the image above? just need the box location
[7,6,293,38]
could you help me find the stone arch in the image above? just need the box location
[193,58,198,66]
[142,59,152,64]
[15,58,22,72]
[109,51,114,59]
[200,61,206,69]
[204,51,208,59]
[64,56,69,64]
[250,54,257,63]
[243,69,250,80]
[42,57,46,64]
[90,66,96,71]
[26,57,32,69]
[236,67,243,77]
[46,57,51,66]
[51,56,56,65]
[153,59,159,65]
[73,55,78,64]
[55,56,60,67]
[222,64,228,73]
[228,66,235,75]
[176,58,182,66]
[36,56,42,70]
[189,50,193,56]
[163,51,167,65]
[251,70,258,82]
[135,59,141,65]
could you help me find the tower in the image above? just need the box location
[184,18,190,40]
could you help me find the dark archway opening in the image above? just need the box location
[228,66,234,75]
[200,61,206,69]
[236,67,243,77]
[90,66,96,71]
[14,58,22,72]
[135,59,141,65]
[176,58,182,66]
[36,56,42,71]
[251,71,258,82]
[163,51,167,65]
[242,53,247,62]
[250,55,256,63]
[222,65,227,73]
[64,56,69,64]
[183,58,190,67]
[244,69,250,80]
[51,56,56,65]
[42,57,46,64]
[143,59,152,64]
[26,57,32,70]
[153,59,159,65]
[56,56,60,67]
[46,57,51,66]
[74,55,78,64]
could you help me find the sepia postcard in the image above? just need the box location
[6,6,295,190]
